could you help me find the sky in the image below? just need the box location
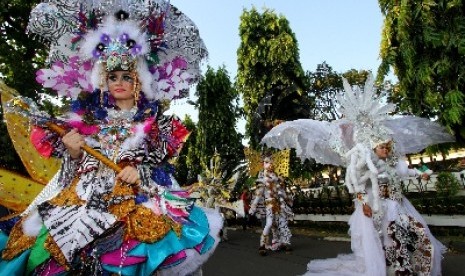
[166,0,385,141]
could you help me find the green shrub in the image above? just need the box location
[435,172,461,198]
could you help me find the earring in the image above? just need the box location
[99,68,107,107]
[134,89,140,106]
[132,73,140,106]
[100,89,105,107]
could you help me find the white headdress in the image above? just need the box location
[29,0,207,101]
[337,74,395,149]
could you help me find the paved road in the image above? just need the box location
[203,227,465,276]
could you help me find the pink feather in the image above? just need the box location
[68,120,100,135]
[30,126,53,158]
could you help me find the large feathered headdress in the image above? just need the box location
[28,0,207,101]
[337,74,395,150]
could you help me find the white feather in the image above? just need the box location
[79,28,105,60]
[121,122,147,151]
[370,173,380,212]
[22,210,43,237]
[136,59,155,99]
[91,64,106,91]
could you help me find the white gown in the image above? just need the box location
[304,159,446,276]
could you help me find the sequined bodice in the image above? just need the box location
[98,107,137,160]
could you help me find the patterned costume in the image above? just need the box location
[249,157,292,254]
[0,1,222,275]
[276,177,293,250]
[261,74,454,275]
[375,156,440,275]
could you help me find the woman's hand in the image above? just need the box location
[362,203,372,217]
[62,128,84,159]
[117,166,140,185]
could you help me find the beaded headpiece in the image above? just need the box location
[29,0,207,101]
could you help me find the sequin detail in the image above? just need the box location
[126,206,171,243]
[48,178,85,207]
[2,219,35,260]
[44,234,68,269]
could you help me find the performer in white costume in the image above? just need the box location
[261,73,454,275]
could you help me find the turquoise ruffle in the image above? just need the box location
[102,206,212,275]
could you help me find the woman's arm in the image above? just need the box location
[396,158,431,179]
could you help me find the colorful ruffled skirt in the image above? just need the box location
[0,197,222,275]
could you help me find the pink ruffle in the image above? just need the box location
[30,126,53,158]
[68,120,100,135]
[160,250,187,267]
[100,239,146,266]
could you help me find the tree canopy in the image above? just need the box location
[378,0,465,143]
[236,7,310,148]
[0,0,44,173]
[0,0,45,98]
[195,66,244,176]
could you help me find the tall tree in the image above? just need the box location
[378,0,465,142]
[306,62,374,121]
[0,0,45,98]
[195,66,244,175]
[237,7,310,148]
[307,62,343,121]
[0,1,44,173]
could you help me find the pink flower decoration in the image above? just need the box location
[151,57,192,100]
[143,117,155,133]
[36,55,94,99]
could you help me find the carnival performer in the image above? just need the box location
[240,186,251,231]
[194,151,240,242]
[203,177,230,242]
[261,73,454,275]
[0,1,222,275]
[249,156,282,255]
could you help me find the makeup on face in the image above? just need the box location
[107,71,134,84]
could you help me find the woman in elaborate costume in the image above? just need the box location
[261,74,454,275]
[250,156,292,255]
[249,156,280,255]
[0,1,222,275]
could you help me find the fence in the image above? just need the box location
[289,170,465,227]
